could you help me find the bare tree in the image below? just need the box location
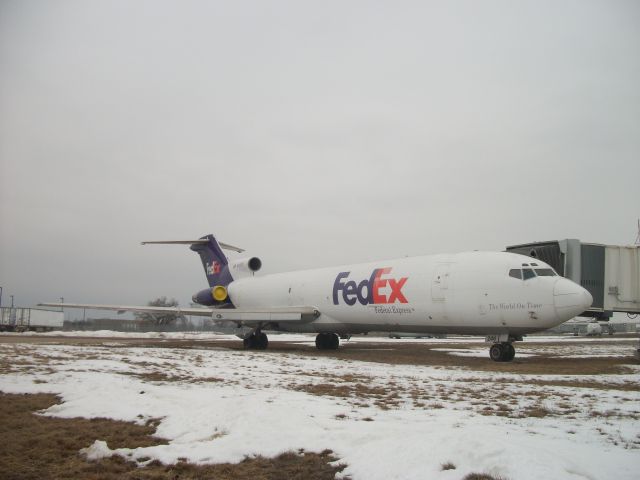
[134,296,187,326]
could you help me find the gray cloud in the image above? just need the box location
[1,0,639,314]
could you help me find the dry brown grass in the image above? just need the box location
[458,376,640,392]
[0,393,347,480]
[525,378,640,392]
[464,474,508,480]
[2,335,637,424]
[118,371,227,384]
[516,406,554,418]
[117,367,228,385]
[293,381,404,410]
[3,334,636,375]
[286,366,638,419]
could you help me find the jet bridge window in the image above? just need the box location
[534,268,556,276]
[522,268,536,280]
[509,269,522,279]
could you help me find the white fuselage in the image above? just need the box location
[227,251,592,336]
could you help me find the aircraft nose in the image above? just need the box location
[581,289,593,311]
[553,278,593,320]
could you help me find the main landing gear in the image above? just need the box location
[242,331,342,351]
[243,331,269,350]
[489,342,516,362]
[315,332,340,350]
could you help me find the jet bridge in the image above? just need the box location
[506,240,640,320]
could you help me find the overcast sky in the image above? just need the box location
[1,0,638,316]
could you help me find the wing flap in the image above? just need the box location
[38,303,214,317]
[211,310,315,322]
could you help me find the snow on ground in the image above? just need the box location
[1,336,639,480]
[431,343,635,359]
[10,329,637,344]
[430,348,540,358]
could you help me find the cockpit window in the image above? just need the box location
[531,263,538,266]
[522,268,536,280]
[535,268,556,276]
[509,269,522,279]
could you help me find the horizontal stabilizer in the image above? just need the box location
[141,240,245,253]
[141,240,208,245]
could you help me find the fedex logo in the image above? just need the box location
[333,268,408,306]
[206,261,221,275]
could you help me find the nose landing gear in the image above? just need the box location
[489,342,516,362]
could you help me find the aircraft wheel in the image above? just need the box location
[243,333,268,350]
[503,343,515,361]
[315,333,327,349]
[315,333,339,350]
[489,343,503,362]
[256,332,269,350]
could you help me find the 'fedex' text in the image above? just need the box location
[332,268,408,306]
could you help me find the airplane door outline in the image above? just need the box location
[432,264,451,301]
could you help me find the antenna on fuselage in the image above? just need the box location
[635,219,640,246]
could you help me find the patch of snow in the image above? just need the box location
[430,348,538,358]
[1,339,638,480]
[80,440,114,461]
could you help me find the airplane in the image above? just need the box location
[41,234,593,362]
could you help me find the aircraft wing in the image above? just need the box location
[38,303,319,322]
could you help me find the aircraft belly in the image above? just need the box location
[277,319,542,336]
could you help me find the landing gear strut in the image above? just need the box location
[315,332,340,350]
[489,342,515,362]
[243,331,269,350]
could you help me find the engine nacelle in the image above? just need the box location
[192,286,229,306]
[229,257,262,277]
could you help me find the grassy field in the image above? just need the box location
[0,392,345,480]
[1,333,637,375]
[0,334,638,479]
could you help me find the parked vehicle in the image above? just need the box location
[0,307,63,332]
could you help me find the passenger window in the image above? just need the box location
[522,268,536,280]
[509,269,522,279]
[535,269,556,276]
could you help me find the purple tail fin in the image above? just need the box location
[190,235,234,287]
